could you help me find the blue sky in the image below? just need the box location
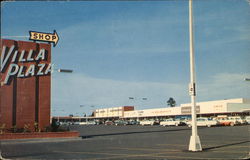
[1,0,250,116]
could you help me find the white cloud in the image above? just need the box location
[197,73,250,101]
[52,72,250,116]
[52,73,188,116]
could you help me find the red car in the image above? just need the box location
[104,121,114,125]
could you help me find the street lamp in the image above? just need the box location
[128,97,147,121]
[51,67,73,122]
[188,0,202,152]
[80,105,95,122]
[57,69,73,73]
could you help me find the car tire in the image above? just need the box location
[230,122,234,126]
[175,123,178,126]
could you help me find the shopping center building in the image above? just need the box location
[93,98,250,120]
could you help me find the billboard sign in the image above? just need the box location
[29,30,59,47]
[1,42,51,85]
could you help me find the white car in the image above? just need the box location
[86,121,96,125]
[228,116,246,125]
[139,120,155,126]
[78,121,96,125]
[187,117,219,127]
[244,116,250,124]
[160,119,180,126]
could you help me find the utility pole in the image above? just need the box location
[188,0,202,152]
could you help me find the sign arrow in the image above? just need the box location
[29,30,59,47]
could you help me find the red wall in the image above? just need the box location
[0,39,51,131]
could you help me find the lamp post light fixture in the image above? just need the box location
[57,69,73,73]
[245,78,250,81]
[188,0,202,152]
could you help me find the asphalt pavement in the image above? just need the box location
[1,125,250,160]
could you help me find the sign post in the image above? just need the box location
[188,0,202,152]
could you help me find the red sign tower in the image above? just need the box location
[0,39,51,131]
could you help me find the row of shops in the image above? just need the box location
[54,98,250,122]
[94,98,250,120]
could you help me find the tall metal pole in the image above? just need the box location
[0,150,3,160]
[188,0,202,152]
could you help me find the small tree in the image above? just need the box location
[167,97,176,107]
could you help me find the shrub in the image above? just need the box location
[23,124,31,133]
[34,122,41,132]
[0,124,6,134]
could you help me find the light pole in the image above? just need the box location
[80,105,95,122]
[0,150,2,160]
[51,67,73,123]
[188,0,202,152]
[128,97,147,121]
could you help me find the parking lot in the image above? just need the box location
[1,125,250,159]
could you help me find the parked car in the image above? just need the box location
[95,120,104,125]
[114,120,128,126]
[73,122,81,125]
[216,117,235,126]
[154,119,160,125]
[139,120,155,126]
[244,116,250,124]
[187,117,219,127]
[86,121,96,125]
[228,116,246,125]
[160,119,181,126]
[215,116,237,126]
[127,120,140,125]
[105,120,114,125]
[78,122,87,125]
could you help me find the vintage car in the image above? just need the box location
[139,120,156,126]
[216,115,243,126]
[187,117,219,127]
[114,120,128,126]
[160,119,181,126]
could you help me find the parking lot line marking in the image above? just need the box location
[53,150,167,160]
[157,143,187,146]
[53,150,128,156]
[202,140,250,143]
[210,145,250,149]
[157,143,250,149]
[110,147,248,158]
[211,150,249,154]
[86,153,229,160]
[82,152,229,160]
[110,147,181,152]
[53,150,229,160]
[112,145,249,155]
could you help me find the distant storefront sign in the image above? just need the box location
[181,106,200,114]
